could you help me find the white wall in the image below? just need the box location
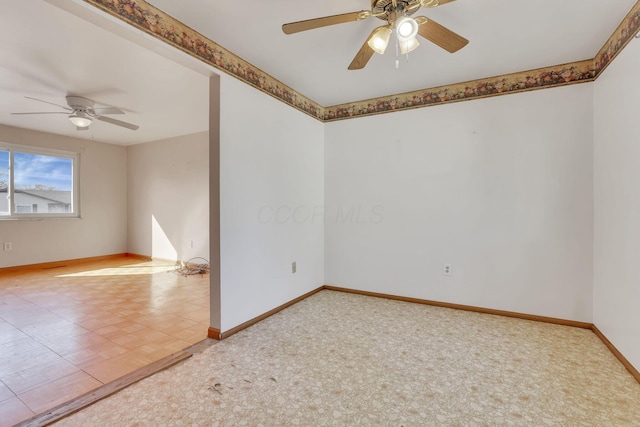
[0,124,127,268]
[219,75,325,331]
[325,85,594,322]
[594,40,640,371]
[127,131,209,262]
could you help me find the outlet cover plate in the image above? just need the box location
[443,264,452,276]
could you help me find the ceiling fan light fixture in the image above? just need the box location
[399,36,420,54]
[367,26,392,54]
[395,16,419,42]
[69,111,92,128]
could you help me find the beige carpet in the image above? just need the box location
[55,290,640,426]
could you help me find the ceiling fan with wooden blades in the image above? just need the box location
[11,95,139,130]
[282,0,468,70]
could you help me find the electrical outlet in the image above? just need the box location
[189,240,194,249]
[292,261,296,274]
[443,264,452,276]
[4,242,12,251]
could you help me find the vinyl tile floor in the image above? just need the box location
[0,256,209,426]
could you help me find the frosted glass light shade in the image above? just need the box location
[368,26,392,55]
[399,37,420,54]
[69,111,92,128]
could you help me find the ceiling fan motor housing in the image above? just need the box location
[371,0,423,21]
[66,96,95,112]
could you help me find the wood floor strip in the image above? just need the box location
[15,350,192,427]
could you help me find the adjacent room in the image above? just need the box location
[0,1,212,424]
[1,0,639,425]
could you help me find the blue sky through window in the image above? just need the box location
[0,151,8,187]
[14,152,72,191]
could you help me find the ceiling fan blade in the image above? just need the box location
[348,27,381,70]
[93,107,124,115]
[436,0,457,5]
[25,96,72,111]
[415,16,468,53]
[283,11,369,34]
[11,111,69,115]
[96,115,139,130]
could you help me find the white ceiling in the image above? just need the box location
[0,0,636,146]
[148,0,637,106]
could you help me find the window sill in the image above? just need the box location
[0,216,82,221]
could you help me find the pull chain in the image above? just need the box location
[395,33,400,69]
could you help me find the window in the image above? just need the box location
[15,205,33,213]
[0,143,79,218]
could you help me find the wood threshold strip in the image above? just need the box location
[16,349,193,427]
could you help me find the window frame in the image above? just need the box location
[0,142,81,220]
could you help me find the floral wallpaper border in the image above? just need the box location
[594,1,640,77]
[323,60,594,121]
[82,0,640,123]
